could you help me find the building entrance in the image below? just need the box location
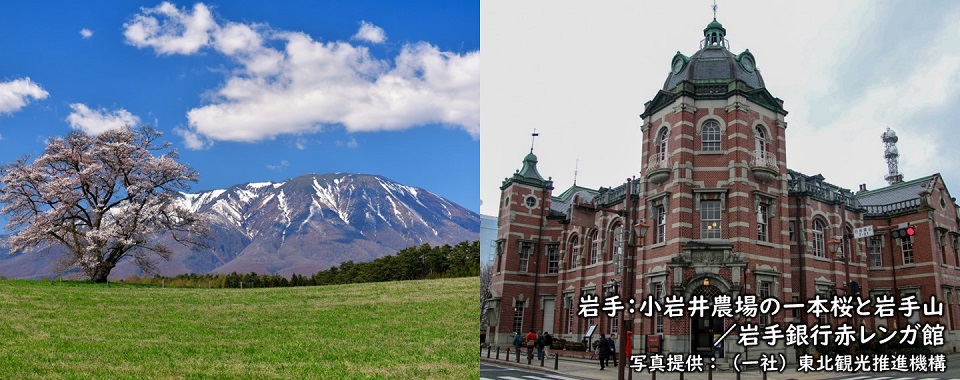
[690,284,724,357]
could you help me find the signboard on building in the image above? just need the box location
[646,335,661,353]
[854,225,874,239]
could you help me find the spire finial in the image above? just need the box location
[530,129,539,153]
[712,0,718,20]
[573,158,579,186]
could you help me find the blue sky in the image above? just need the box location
[0,1,479,213]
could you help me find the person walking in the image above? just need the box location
[524,329,538,361]
[542,332,553,360]
[512,332,523,361]
[535,332,545,361]
[606,334,618,367]
[597,333,611,370]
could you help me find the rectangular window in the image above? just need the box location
[702,132,721,151]
[613,226,624,274]
[938,230,947,264]
[519,241,533,272]
[546,245,559,274]
[903,290,920,324]
[566,295,575,334]
[757,203,769,242]
[589,234,599,265]
[789,221,796,243]
[759,281,772,326]
[495,240,504,272]
[610,315,618,335]
[901,236,914,265]
[701,200,722,239]
[871,291,889,328]
[813,227,825,257]
[954,235,960,267]
[816,286,829,325]
[570,243,580,269]
[585,291,596,329]
[868,237,883,267]
[656,205,667,243]
[654,282,664,334]
[513,303,525,334]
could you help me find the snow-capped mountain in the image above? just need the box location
[0,173,480,279]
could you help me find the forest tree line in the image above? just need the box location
[118,240,480,288]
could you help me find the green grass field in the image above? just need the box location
[0,277,478,379]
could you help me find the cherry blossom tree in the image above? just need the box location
[0,126,208,282]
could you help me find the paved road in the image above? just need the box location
[481,362,589,380]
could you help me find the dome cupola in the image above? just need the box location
[663,19,765,92]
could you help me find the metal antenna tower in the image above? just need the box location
[882,127,903,185]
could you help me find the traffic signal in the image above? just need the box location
[848,281,860,297]
[891,225,916,240]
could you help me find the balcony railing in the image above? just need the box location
[645,153,671,185]
[750,151,779,171]
[595,181,641,207]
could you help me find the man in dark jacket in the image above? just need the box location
[512,332,523,361]
[542,332,553,360]
[606,334,618,367]
[597,333,611,370]
[536,332,545,361]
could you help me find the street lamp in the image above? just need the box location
[827,238,842,260]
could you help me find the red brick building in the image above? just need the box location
[485,19,960,362]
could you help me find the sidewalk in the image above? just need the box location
[480,348,960,380]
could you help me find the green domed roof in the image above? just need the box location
[705,18,724,32]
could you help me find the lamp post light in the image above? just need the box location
[618,219,649,380]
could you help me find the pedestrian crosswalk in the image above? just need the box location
[480,374,581,380]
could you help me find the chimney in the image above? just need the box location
[857,184,867,193]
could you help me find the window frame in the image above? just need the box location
[701,200,722,239]
[812,219,825,257]
[701,120,721,152]
[589,230,599,265]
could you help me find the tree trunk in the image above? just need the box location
[89,263,115,283]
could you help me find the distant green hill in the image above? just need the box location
[0,277,478,379]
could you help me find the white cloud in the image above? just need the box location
[66,104,140,135]
[352,21,386,44]
[123,2,216,55]
[266,159,289,171]
[0,78,49,115]
[294,137,308,150]
[80,28,94,39]
[124,2,479,143]
[174,127,212,150]
[336,137,358,149]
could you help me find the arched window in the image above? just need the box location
[657,127,669,161]
[589,230,599,265]
[569,235,580,269]
[754,126,767,155]
[702,120,721,152]
[812,219,825,257]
